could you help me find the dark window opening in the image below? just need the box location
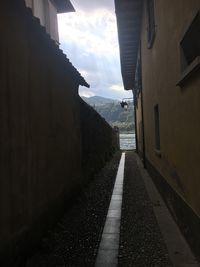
[147,0,155,48]
[154,104,160,151]
[180,11,200,70]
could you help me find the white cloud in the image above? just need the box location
[110,84,124,92]
[79,87,95,97]
[57,1,133,100]
[79,69,89,78]
[58,10,118,57]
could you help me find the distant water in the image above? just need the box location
[120,133,136,150]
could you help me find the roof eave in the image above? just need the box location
[52,0,75,14]
[115,0,143,90]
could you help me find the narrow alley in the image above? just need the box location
[1,1,200,266]
[25,151,199,267]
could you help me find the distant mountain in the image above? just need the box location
[82,96,118,105]
[81,95,135,133]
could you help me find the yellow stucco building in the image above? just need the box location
[115,0,200,255]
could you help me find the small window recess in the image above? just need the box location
[177,11,200,86]
[147,0,156,49]
[154,104,161,157]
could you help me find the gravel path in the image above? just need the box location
[119,151,172,267]
[26,152,121,267]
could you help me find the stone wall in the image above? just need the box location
[80,98,119,183]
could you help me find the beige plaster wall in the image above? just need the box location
[48,0,59,42]
[141,0,200,215]
[32,0,46,27]
[25,0,59,42]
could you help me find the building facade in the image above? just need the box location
[24,0,75,42]
[115,0,200,255]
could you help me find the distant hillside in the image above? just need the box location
[82,96,135,132]
[82,96,118,105]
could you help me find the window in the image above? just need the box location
[180,11,200,70]
[147,0,155,48]
[177,11,200,86]
[154,104,160,151]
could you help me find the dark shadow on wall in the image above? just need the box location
[0,1,120,266]
[80,98,119,184]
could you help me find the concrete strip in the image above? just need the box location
[95,152,125,267]
[135,154,199,267]
[111,195,122,201]
[103,219,121,234]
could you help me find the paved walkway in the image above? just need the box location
[26,152,122,267]
[95,151,199,267]
[95,152,125,266]
[26,151,199,267]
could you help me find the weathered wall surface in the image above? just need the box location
[0,1,82,265]
[80,98,119,183]
[140,0,200,254]
[48,0,59,41]
[24,0,59,41]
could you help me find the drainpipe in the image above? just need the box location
[133,89,138,154]
[136,44,146,168]
[134,45,146,168]
[140,72,146,168]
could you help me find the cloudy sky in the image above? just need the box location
[58,0,133,100]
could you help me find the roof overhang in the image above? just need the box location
[51,0,75,14]
[115,0,143,90]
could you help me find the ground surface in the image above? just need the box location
[118,151,172,267]
[26,151,189,267]
[26,152,121,267]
